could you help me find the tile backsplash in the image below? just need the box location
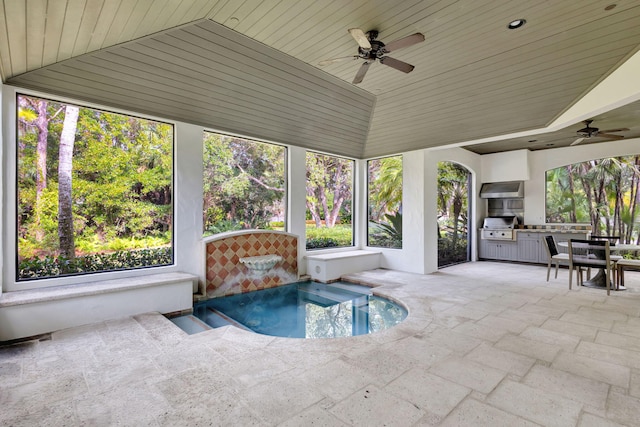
[204,230,298,298]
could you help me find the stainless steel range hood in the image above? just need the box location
[479,181,524,199]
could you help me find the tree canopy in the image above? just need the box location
[17,94,173,279]
[546,156,640,244]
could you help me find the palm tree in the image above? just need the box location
[437,161,469,266]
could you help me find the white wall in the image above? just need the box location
[481,149,530,182]
[174,123,205,292]
[288,146,308,275]
[0,83,3,297]
[373,147,482,274]
[376,151,427,273]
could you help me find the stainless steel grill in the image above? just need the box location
[481,216,518,240]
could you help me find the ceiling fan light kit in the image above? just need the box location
[319,28,425,84]
[570,119,629,146]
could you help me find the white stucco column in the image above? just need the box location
[174,123,205,289]
[354,158,367,248]
[376,151,428,274]
[288,146,308,275]
[0,82,3,296]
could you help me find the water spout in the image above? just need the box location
[239,255,283,275]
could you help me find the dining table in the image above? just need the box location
[556,241,640,291]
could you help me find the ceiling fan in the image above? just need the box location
[318,28,425,84]
[570,119,629,146]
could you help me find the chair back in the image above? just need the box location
[590,235,620,246]
[544,235,559,257]
[567,239,610,268]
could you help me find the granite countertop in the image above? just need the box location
[515,225,591,233]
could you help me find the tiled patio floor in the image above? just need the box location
[3,261,640,426]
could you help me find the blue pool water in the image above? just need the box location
[192,281,407,339]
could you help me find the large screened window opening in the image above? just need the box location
[305,152,354,249]
[437,161,471,267]
[203,132,286,235]
[17,94,174,281]
[367,156,402,248]
[546,155,640,244]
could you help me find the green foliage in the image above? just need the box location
[18,248,172,280]
[305,224,353,249]
[16,94,173,280]
[203,132,285,233]
[437,161,470,267]
[368,211,402,248]
[368,156,403,247]
[437,235,468,267]
[203,220,245,237]
[305,238,341,249]
[546,155,640,244]
[306,152,353,229]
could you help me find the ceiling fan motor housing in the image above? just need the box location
[577,128,598,138]
[358,40,386,60]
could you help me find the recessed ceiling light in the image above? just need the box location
[227,17,240,28]
[507,19,526,30]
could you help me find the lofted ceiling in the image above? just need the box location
[2,0,640,158]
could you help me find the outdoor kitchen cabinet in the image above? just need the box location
[516,232,547,263]
[480,230,589,263]
[479,239,518,261]
[514,231,588,264]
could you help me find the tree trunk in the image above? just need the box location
[628,156,640,243]
[566,166,578,223]
[34,99,48,242]
[58,105,79,259]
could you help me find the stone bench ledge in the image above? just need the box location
[0,272,198,308]
[305,250,381,261]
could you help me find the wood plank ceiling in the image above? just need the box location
[2,0,640,158]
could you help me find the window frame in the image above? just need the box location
[4,88,177,291]
[366,155,403,249]
[304,150,356,251]
[202,130,289,236]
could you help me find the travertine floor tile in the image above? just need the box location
[494,334,561,362]
[329,384,425,426]
[4,263,640,426]
[552,351,630,388]
[439,397,539,427]
[520,326,581,352]
[487,380,582,427]
[522,365,609,411]
[606,389,640,426]
[385,368,470,420]
[429,357,506,394]
[465,343,536,377]
[541,318,599,340]
[576,341,640,370]
[578,412,626,427]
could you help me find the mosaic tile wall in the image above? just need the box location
[204,231,298,298]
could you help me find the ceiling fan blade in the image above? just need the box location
[598,133,625,140]
[352,61,371,84]
[348,28,371,49]
[383,33,425,52]
[601,127,629,133]
[570,138,585,146]
[379,56,414,73]
[318,55,359,66]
